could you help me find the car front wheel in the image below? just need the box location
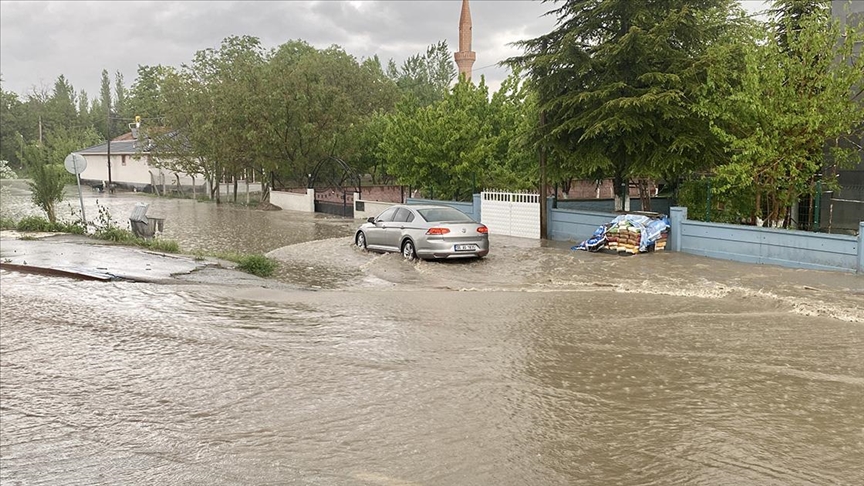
[356,232,367,249]
[401,240,417,261]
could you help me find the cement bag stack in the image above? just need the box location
[573,213,670,254]
[605,220,642,254]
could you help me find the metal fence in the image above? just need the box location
[314,199,353,218]
[822,188,864,235]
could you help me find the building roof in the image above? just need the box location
[77,132,149,155]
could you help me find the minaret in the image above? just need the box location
[454,0,476,81]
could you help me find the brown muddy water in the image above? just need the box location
[1,182,863,485]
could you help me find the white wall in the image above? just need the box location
[218,181,263,195]
[271,189,315,212]
[353,193,397,220]
[79,154,199,187]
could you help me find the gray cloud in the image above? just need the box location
[0,0,767,99]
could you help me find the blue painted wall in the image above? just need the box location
[548,208,617,242]
[668,207,861,273]
[405,196,863,273]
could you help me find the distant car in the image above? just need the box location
[355,204,489,261]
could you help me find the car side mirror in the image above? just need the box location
[367,217,375,223]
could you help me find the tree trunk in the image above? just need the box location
[613,174,629,212]
[637,178,651,212]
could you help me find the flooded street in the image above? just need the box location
[2,183,863,484]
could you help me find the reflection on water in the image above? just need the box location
[2,180,863,485]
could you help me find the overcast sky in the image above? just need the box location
[0,0,769,100]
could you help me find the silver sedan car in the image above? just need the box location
[355,204,489,261]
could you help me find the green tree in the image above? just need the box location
[114,70,128,122]
[380,76,533,200]
[259,40,396,190]
[43,75,78,133]
[128,65,167,121]
[345,112,392,185]
[21,142,68,223]
[97,69,112,139]
[148,66,216,198]
[203,35,268,202]
[146,37,264,202]
[695,0,864,226]
[485,70,539,191]
[509,0,739,210]
[0,80,25,166]
[768,0,828,50]
[386,40,457,107]
[77,89,91,126]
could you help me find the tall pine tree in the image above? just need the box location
[509,0,740,209]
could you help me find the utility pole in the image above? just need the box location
[540,109,548,240]
[538,39,548,240]
[106,104,113,194]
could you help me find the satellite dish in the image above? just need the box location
[64,153,87,175]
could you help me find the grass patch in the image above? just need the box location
[92,226,138,243]
[16,215,58,232]
[90,227,181,254]
[206,251,277,277]
[0,216,16,230]
[235,254,277,277]
[141,238,180,253]
[11,215,86,234]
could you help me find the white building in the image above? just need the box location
[76,132,201,193]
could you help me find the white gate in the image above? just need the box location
[481,190,540,239]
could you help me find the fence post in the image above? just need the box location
[858,221,863,274]
[473,193,482,222]
[705,178,711,222]
[670,206,688,252]
[306,188,315,213]
[814,177,822,231]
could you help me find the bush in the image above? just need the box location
[235,254,277,278]
[677,177,754,224]
[141,238,180,253]
[0,216,17,230]
[55,223,87,235]
[92,226,137,243]
[7,215,85,234]
[16,215,55,232]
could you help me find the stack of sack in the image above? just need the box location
[654,230,668,251]
[605,220,643,253]
[573,213,670,254]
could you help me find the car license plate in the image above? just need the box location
[454,244,477,251]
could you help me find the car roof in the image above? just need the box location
[399,204,462,211]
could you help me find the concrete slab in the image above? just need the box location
[0,233,210,283]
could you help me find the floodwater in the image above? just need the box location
[1,182,863,485]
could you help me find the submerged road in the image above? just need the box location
[2,230,863,485]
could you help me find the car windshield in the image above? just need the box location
[417,207,473,223]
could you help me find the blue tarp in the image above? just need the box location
[572,214,670,253]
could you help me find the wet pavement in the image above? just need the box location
[0,232,209,282]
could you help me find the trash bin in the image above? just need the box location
[129,203,164,239]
